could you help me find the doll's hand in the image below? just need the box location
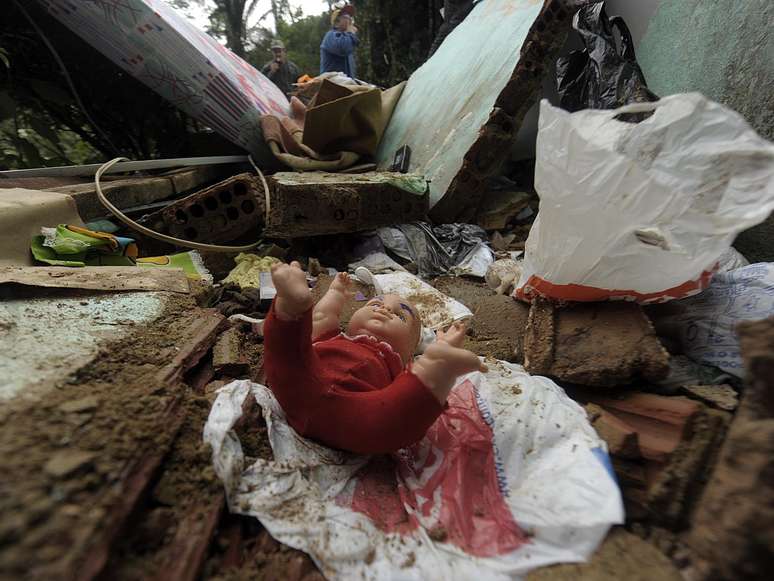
[328,272,356,300]
[436,320,468,348]
[271,261,313,320]
[412,339,488,404]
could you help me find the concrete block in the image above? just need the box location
[523,299,670,387]
[265,172,428,238]
[157,173,263,245]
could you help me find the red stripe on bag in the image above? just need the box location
[515,267,717,303]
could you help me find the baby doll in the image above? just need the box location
[263,261,487,454]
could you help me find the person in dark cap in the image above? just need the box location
[261,39,302,98]
[320,6,359,78]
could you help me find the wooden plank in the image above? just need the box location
[153,496,225,581]
[212,327,250,376]
[0,266,190,293]
[69,311,227,580]
[74,398,187,581]
[49,165,229,221]
[157,310,226,385]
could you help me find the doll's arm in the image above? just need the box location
[312,272,354,339]
[412,322,488,404]
[271,261,314,320]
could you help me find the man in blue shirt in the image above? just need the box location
[320,8,359,79]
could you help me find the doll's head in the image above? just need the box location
[347,294,421,363]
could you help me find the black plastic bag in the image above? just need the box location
[378,222,489,278]
[556,2,658,112]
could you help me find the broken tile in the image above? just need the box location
[585,403,640,458]
[575,387,730,529]
[584,393,701,462]
[677,384,738,411]
[646,407,729,529]
[523,299,670,387]
[58,396,99,414]
[44,450,96,478]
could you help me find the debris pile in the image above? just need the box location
[2,0,774,578]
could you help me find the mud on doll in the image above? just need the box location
[263,261,487,454]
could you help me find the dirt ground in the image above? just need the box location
[0,274,749,580]
[0,290,213,578]
[433,275,530,361]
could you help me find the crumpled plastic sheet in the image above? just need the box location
[372,270,473,331]
[378,223,493,278]
[555,2,657,112]
[204,360,624,580]
[660,263,774,377]
[516,94,774,304]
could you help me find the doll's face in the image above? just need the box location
[347,294,420,363]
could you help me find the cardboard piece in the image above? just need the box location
[0,266,190,293]
[0,188,84,267]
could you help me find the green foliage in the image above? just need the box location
[0,2,238,170]
[351,0,443,87]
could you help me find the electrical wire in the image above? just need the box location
[248,154,271,220]
[94,157,265,252]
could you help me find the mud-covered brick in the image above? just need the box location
[159,173,264,244]
[212,327,250,377]
[264,172,429,238]
[523,300,670,388]
[688,316,774,579]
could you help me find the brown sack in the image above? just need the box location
[303,80,405,157]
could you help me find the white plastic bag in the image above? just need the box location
[663,263,774,377]
[204,362,623,580]
[373,270,473,331]
[516,94,774,304]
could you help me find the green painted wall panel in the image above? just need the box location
[638,0,773,140]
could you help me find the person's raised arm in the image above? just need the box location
[321,30,359,57]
